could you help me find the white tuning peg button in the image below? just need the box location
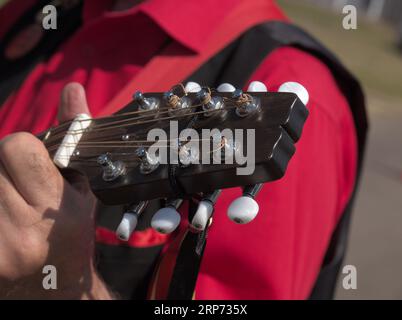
[247,81,267,92]
[151,207,181,234]
[217,83,236,93]
[116,201,148,241]
[191,190,221,231]
[185,82,202,93]
[151,199,183,234]
[116,213,138,241]
[278,82,309,106]
[191,201,214,231]
[227,196,259,224]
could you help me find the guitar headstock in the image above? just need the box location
[40,81,309,237]
[42,83,308,204]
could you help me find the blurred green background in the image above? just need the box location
[279,0,402,105]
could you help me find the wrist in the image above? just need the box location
[0,265,113,300]
[81,271,114,300]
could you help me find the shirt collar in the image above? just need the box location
[82,0,242,53]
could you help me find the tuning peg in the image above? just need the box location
[217,83,236,93]
[97,153,126,182]
[133,91,158,110]
[185,82,202,93]
[227,196,259,224]
[247,81,267,92]
[164,90,190,115]
[136,147,159,174]
[178,142,199,167]
[191,190,221,231]
[244,81,267,197]
[116,201,148,241]
[232,82,261,117]
[163,90,176,103]
[151,199,183,234]
[227,184,262,224]
[226,82,268,224]
[197,88,223,117]
[278,82,309,106]
[218,82,262,116]
[196,88,211,103]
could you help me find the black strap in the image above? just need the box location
[167,200,208,299]
[167,164,183,199]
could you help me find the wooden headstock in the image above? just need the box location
[40,84,308,206]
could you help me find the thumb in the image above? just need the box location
[58,82,91,123]
[57,83,92,193]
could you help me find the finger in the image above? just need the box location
[57,82,91,123]
[60,168,91,195]
[56,83,93,192]
[0,133,64,208]
[0,161,29,213]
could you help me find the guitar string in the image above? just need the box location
[43,95,251,145]
[45,102,243,150]
[43,84,207,141]
[46,84,190,133]
[45,96,246,143]
[54,142,228,164]
[49,138,216,147]
[46,103,189,141]
[47,137,230,156]
[50,133,230,163]
[47,140,215,152]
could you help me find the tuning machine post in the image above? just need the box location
[226,81,267,223]
[97,153,126,182]
[133,91,159,111]
[197,88,224,117]
[226,81,309,224]
[164,91,190,115]
[232,89,260,117]
[177,141,199,167]
[210,134,242,164]
[136,147,159,174]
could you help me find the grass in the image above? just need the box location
[277,0,402,106]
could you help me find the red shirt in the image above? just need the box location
[0,0,357,299]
